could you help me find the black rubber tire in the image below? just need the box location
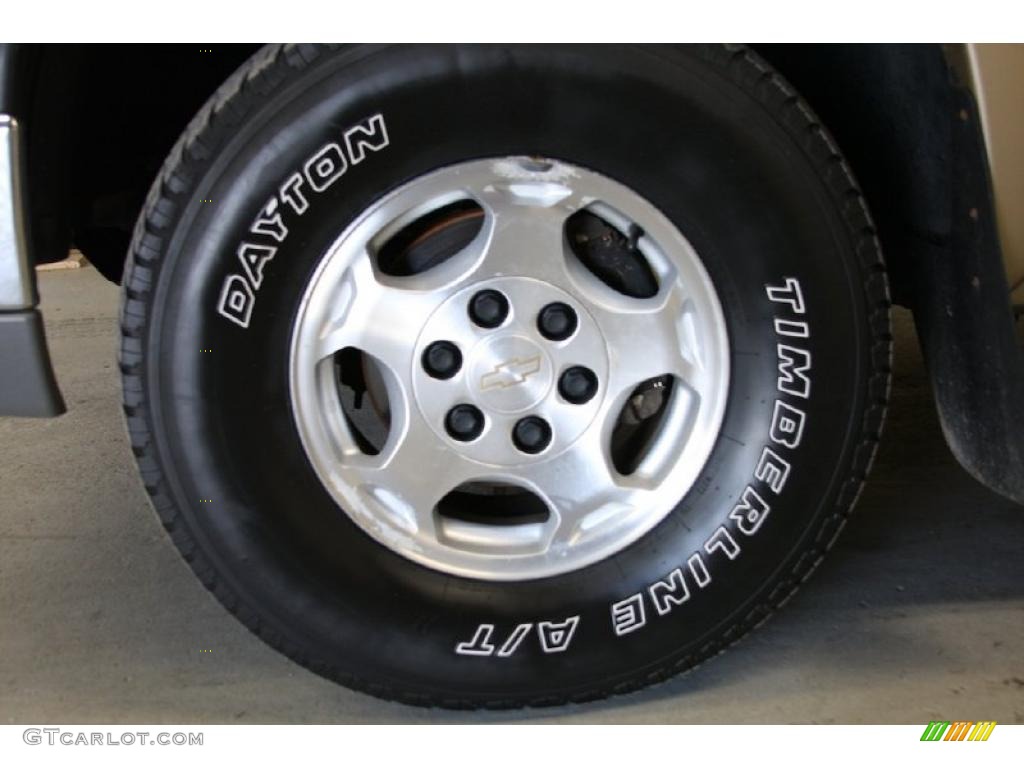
[120,44,892,708]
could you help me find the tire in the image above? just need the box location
[120,44,891,708]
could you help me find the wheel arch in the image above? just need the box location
[753,43,961,306]
[13,43,260,279]
[14,43,998,296]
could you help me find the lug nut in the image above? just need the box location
[512,416,552,454]
[558,366,598,404]
[537,302,578,341]
[422,341,462,379]
[445,404,485,442]
[469,289,510,328]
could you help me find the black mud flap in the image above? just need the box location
[910,86,1024,505]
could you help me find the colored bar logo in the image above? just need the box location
[920,721,997,741]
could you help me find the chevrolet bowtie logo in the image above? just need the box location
[480,356,542,390]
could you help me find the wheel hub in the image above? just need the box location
[413,277,607,467]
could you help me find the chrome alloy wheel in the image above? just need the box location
[289,157,730,580]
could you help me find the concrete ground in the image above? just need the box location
[1,265,1022,724]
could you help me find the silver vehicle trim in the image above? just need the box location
[0,115,34,310]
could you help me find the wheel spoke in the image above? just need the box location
[451,173,591,287]
[520,433,646,555]
[307,252,437,377]
[592,282,700,400]
[350,413,479,540]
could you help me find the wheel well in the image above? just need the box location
[753,44,964,306]
[24,44,259,280]
[26,44,979,299]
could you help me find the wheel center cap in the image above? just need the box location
[412,276,610,467]
[469,335,552,414]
